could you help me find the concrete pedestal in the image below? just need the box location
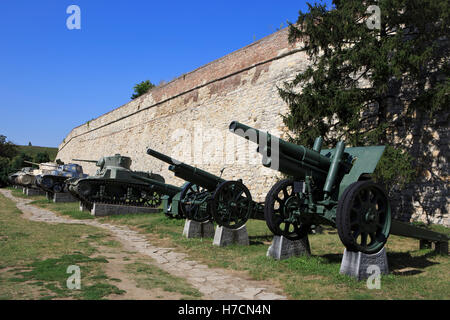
[213,225,249,247]
[267,235,311,260]
[46,192,53,201]
[24,188,45,196]
[182,220,215,238]
[90,202,160,217]
[340,247,389,280]
[52,192,78,203]
[79,201,92,213]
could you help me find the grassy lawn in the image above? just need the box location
[0,191,202,300]
[97,212,449,300]
[0,192,124,300]
[22,190,450,300]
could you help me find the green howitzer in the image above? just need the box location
[130,174,187,218]
[230,121,449,254]
[146,148,264,229]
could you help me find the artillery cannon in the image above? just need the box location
[130,174,188,219]
[67,154,165,208]
[146,148,265,229]
[229,121,449,254]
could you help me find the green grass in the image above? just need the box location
[0,193,124,300]
[98,212,450,300]
[31,198,94,220]
[17,145,58,162]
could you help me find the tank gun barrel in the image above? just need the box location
[131,174,182,197]
[24,160,40,166]
[72,159,98,163]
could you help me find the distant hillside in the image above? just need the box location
[17,145,59,162]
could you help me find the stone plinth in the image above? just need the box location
[183,220,215,238]
[53,192,78,203]
[340,247,389,281]
[24,188,45,196]
[213,225,249,247]
[267,235,311,260]
[90,202,160,217]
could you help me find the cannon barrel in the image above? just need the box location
[229,121,333,172]
[72,159,98,163]
[147,148,225,191]
[24,160,40,166]
[131,174,182,197]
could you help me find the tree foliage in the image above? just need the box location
[280,0,449,188]
[131,80,155,99]
[0,135,18,187]
[34,152,50,164]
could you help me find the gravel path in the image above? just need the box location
[1,189,286,300]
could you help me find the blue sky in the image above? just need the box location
[0,0,332,148]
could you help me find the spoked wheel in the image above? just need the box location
[336,180,391,254]
[264,179,310,240]
[141,191,162,208]
[212,180,252,229]
[180,183,211,222]
[52,184,63,193]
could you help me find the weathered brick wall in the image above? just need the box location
[57,28,449,226]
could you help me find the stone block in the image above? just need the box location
[266,235,311,260]
[340,247,389,281]
[182,220,215,238]
[91,202,160,217]
[213,225,249,247]
[24,188,45,196]
[53,192,78,203]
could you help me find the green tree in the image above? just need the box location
[279,0,449,189]
[34,152,50,164]
[131,80,155,99]
[10,153,33,170]
[0,135,18,186]
[0,135,18,159]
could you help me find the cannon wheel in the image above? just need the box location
[212,180,252,229]
[264,179,310,241]
[180,183,211,222]
[336,180,391,254]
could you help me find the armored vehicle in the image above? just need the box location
[8,167,34,186]
[35,163,88,194]
[67,154,165,208]
[15,162,59,188]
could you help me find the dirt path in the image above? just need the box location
[1,189,286,300]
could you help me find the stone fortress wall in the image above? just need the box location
[56,28,449,226]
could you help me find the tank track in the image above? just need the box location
[73,179,161,208]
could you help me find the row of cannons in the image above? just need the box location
[10,120,449,279]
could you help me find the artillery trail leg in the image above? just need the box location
[266,235,311,260]
[213,225,249,247]
[434,241,448,255]
[182,220,215,239]
[340,247,389,281]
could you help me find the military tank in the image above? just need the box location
[15,162,59,188]
[35,163,88,194]
[67,154,165,208]
[8,167,33,186]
